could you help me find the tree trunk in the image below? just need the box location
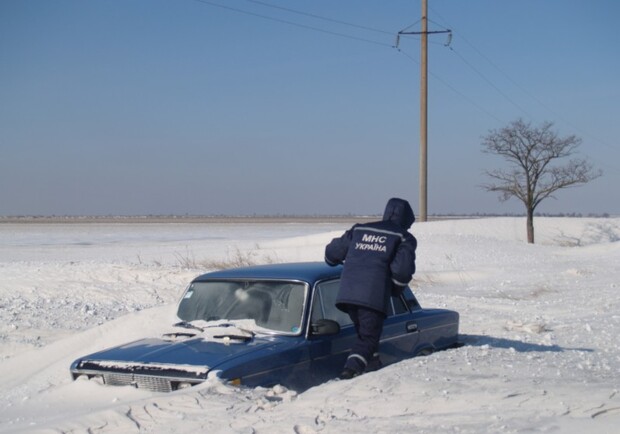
[526,209,535,244]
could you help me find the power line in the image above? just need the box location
[192,0,509,124]
[396,48,503,123]
[195,0,505,124]
[191,0,392,48]
[191,0,616,175]
[243,0,394,35]
[428,4,618,155]
[399,9,531,122]
[447,45,534,120]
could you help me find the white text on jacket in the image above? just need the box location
[355,233,388,252]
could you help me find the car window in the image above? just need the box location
[391,294,408,315]
[177,280,307,334]
[312,280,409,322]
[312,280,353,327]
[403,288,421,311]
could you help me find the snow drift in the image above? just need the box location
[0,217,619,433]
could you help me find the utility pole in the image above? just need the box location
[396,0,451,222]
[419,0,428,222]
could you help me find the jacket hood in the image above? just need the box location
[382,198,415,229]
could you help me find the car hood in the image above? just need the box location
[72,333,286,379]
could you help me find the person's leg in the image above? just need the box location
[340,305,365,378]
[352,307,384,363]
[341,307,385,379]
[347,305,360,339]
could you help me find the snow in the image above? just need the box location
[1,217,619,433]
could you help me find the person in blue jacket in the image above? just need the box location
[325,198,417,379]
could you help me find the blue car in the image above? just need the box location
[70,262,460,392]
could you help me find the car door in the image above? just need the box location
[380,293,420,365]
[306,279,356,384]
[307,279,420,383]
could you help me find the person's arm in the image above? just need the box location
[390,234,417,289]
[324,227,354,266]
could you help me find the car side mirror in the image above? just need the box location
[311,319,340,336]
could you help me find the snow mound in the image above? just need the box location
[1,217,619,433]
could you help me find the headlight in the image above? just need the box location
[176,382,193,390]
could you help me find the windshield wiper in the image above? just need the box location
[212,333,254,342]
[162,331,197,339]
[211,323,256,340]
[173,321,205,332]
[174,321,258,340]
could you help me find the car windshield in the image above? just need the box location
[177,280,307,334]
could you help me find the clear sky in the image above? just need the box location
[1,0,618,216]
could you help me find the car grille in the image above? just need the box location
[103,373,173,393]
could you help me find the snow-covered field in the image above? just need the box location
[1,217,619,433]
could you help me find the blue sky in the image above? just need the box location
[1,0,618,216]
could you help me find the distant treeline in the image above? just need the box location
[0,212,614,224]
[0,215,380,224]
[429,212,613,218]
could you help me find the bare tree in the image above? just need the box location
[481,119,601,243]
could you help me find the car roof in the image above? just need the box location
[193,261,343,284]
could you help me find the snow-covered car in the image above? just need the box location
[70,262,460,392]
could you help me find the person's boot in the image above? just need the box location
[366,353,383,372]
[339,367,361,380]
[339,354,365,379]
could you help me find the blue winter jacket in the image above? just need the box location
[325,198,417,315]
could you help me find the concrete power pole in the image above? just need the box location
[397,0,450,223]
[419,0,428,222]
